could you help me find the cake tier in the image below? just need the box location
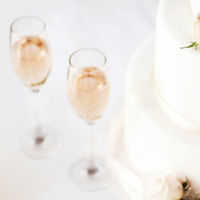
[121,35,200,198]
[154,0,200,129]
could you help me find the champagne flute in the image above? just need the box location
[10,16,62,159]
[67,48,113,190]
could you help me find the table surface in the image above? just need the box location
[0,0,159,199]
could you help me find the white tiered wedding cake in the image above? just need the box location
[111,0,200,199]
[154,0,200,130]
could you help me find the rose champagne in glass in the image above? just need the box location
[10,16,62,159]
[67,48,113,190]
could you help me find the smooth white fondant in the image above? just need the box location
[110,0,200,199]
[125,35,200,188]
[109,35,200,199]
[154,0,200,129]
[153,77,200,130]
[189,0,200,16]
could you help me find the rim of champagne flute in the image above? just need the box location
[10,16,46,35]
[67,48,109,94]
[69,48,107,71]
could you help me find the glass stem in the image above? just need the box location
[31,90,41,126]
[30,89,44,145]
[88,122,95,161]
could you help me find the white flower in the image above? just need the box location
[192,15,200,44]
[142,173,183,200]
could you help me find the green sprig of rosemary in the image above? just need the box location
[180,42,199,50]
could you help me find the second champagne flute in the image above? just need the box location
[10,16,62,159]
[67,48,113,190]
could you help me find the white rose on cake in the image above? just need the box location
[142,173,183,200]
[192,14,200,47]
[181,14,200,50]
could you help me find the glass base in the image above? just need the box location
[69,158,114,191]
[20,125,63,159]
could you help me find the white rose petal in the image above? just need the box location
[142,173,183,200]
[192,17,200,44]
[164,175,183,200]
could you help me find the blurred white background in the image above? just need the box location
[0,0,159,199]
